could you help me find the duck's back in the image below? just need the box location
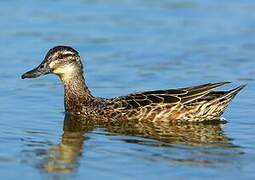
[104,82,245,122]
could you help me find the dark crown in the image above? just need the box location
[45,46,79,59]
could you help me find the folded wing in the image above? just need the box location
[107,82,231,110]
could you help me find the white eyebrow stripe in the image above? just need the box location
[62,51,74,55]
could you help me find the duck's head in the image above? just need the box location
[22,46,83,81]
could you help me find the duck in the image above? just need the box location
[21,46,245,123]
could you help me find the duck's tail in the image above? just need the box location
[203,84,246,118]
[229,84,246,96]
[185,84,246,122]
[213,84,246,104]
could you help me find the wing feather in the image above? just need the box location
[107,82,230,110]
[179,82,231,104]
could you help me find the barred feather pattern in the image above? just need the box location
[100,82,245,123]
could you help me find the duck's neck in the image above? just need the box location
[60,70,93,113]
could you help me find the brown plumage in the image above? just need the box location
[22,46,246,123]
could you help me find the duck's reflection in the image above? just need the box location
[43,116,94,173]
[42,115,239,173]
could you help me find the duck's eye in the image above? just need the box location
[57,54,64,59]
[57,53,73,60]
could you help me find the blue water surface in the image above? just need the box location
[0,0,254,179]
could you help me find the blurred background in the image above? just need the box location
[0,0,254,179]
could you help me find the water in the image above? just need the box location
[0,0,255,179]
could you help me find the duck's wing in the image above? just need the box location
[107,82,230,110]
[178,81,231,103]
